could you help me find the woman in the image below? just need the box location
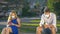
[1,10,21,34]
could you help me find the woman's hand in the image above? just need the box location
[8,22,15,26]
[8,22,12,25]
[11,23,20,27]
[11,23,15,25]
[11,23,18,26]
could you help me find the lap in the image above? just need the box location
[37,26,43,31]
[3,27,12,32]
[37,25,55,31]
[7,27,12,32]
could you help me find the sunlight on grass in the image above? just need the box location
[22,19,60,26]
[22,23,60,27]
[30,19,40,22]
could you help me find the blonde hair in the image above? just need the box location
[7,10,18,22]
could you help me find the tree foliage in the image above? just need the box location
[54,0,60,16]
[47,0,54,12]
[47,0,60,16]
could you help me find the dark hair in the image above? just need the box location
[44,7,50,12]
[45,8,50,12]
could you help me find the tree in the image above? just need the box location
[54,0,60,16]
[47,0,55,12]
[22,2,30,17]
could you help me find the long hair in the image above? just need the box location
[7,10,18,22]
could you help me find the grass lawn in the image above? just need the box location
[0,24,60,34]
[20,19,60,33]
[0,19,60,34]
[20,23,60,33]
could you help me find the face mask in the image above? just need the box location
[12,16,15,18]
[45,15,49,18]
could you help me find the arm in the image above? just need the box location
[7,18,12,27]
[52,14,56,28]
[15,18,21,27]
[7,17,12,25]
[39,15,44,27]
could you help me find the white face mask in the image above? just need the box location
[45,15,49,18]
[12,16,15,18]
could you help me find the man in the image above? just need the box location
[36,7,57,34]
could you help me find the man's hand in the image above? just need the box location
[49,25,55,28]
[44,25,49,28]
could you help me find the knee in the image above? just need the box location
[2,27,11,33]
[36,26,42,32]
[4,27,10,31]
[7,27,12,32]
[51,26,55,29]
[2,28,6,31]
[52,27,55,30]
[50,26,56,31]
[44,25,49,28]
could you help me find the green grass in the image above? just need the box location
[0,19,60,34]
[21,23,60,32]
[20,19,60,33]
[22,23,60,26]
[30,19,40,23]
[0,23,60,33]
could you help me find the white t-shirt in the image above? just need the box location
[39,13,56,28]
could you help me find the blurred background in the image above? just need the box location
[0,0,60,34]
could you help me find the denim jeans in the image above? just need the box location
[42,28,51,34]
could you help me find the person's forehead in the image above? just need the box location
[44,12,50,13]
[44,12,50,14]
[12,13,15,14]
[11,13,15,15]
